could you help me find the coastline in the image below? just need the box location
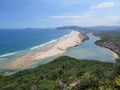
[95,40,119,59]
[7,30,85,69]
[111,51,119,59]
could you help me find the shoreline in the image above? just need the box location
[99,45,119,59]
[7,30,85,69]
[112,51,119,59]
[95,40,119,59]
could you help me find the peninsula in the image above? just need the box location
[8,30,86,69]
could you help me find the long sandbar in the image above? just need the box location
[7,30,85,69]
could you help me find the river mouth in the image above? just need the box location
[35,33,116,68]
[64,33,116,62]
[0,33,116,73]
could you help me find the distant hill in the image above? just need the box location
[49,26,118,34]
[55,26,85,30]
[54,26,120,31]
[86,26,120,30]
[1,26,120,31]
[55,26,90,33]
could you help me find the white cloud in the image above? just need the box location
[105,16,120,24]
[81,16,120,26]
[50,14,92,19]
[50,16,83,19]
[50,14,120,26]
[90,2,115,9]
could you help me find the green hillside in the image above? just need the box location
[0,56,120,90]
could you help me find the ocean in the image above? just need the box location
[0,29,71,69]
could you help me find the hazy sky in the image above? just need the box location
[0,0,120,28]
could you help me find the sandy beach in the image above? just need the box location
[105,48,119,59]
[112,51,119,59]
[7,30,85,69]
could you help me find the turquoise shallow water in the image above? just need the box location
[64,33,115,62]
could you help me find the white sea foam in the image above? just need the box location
[30,40,57,50]
[0,50,25,58]
[0,53,17,58]
[30,30,73,50]
[0,31,73,58]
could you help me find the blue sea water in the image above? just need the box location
[0,29,71,62]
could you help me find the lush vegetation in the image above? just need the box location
[0,56,120,90]
[95,30,120,62]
